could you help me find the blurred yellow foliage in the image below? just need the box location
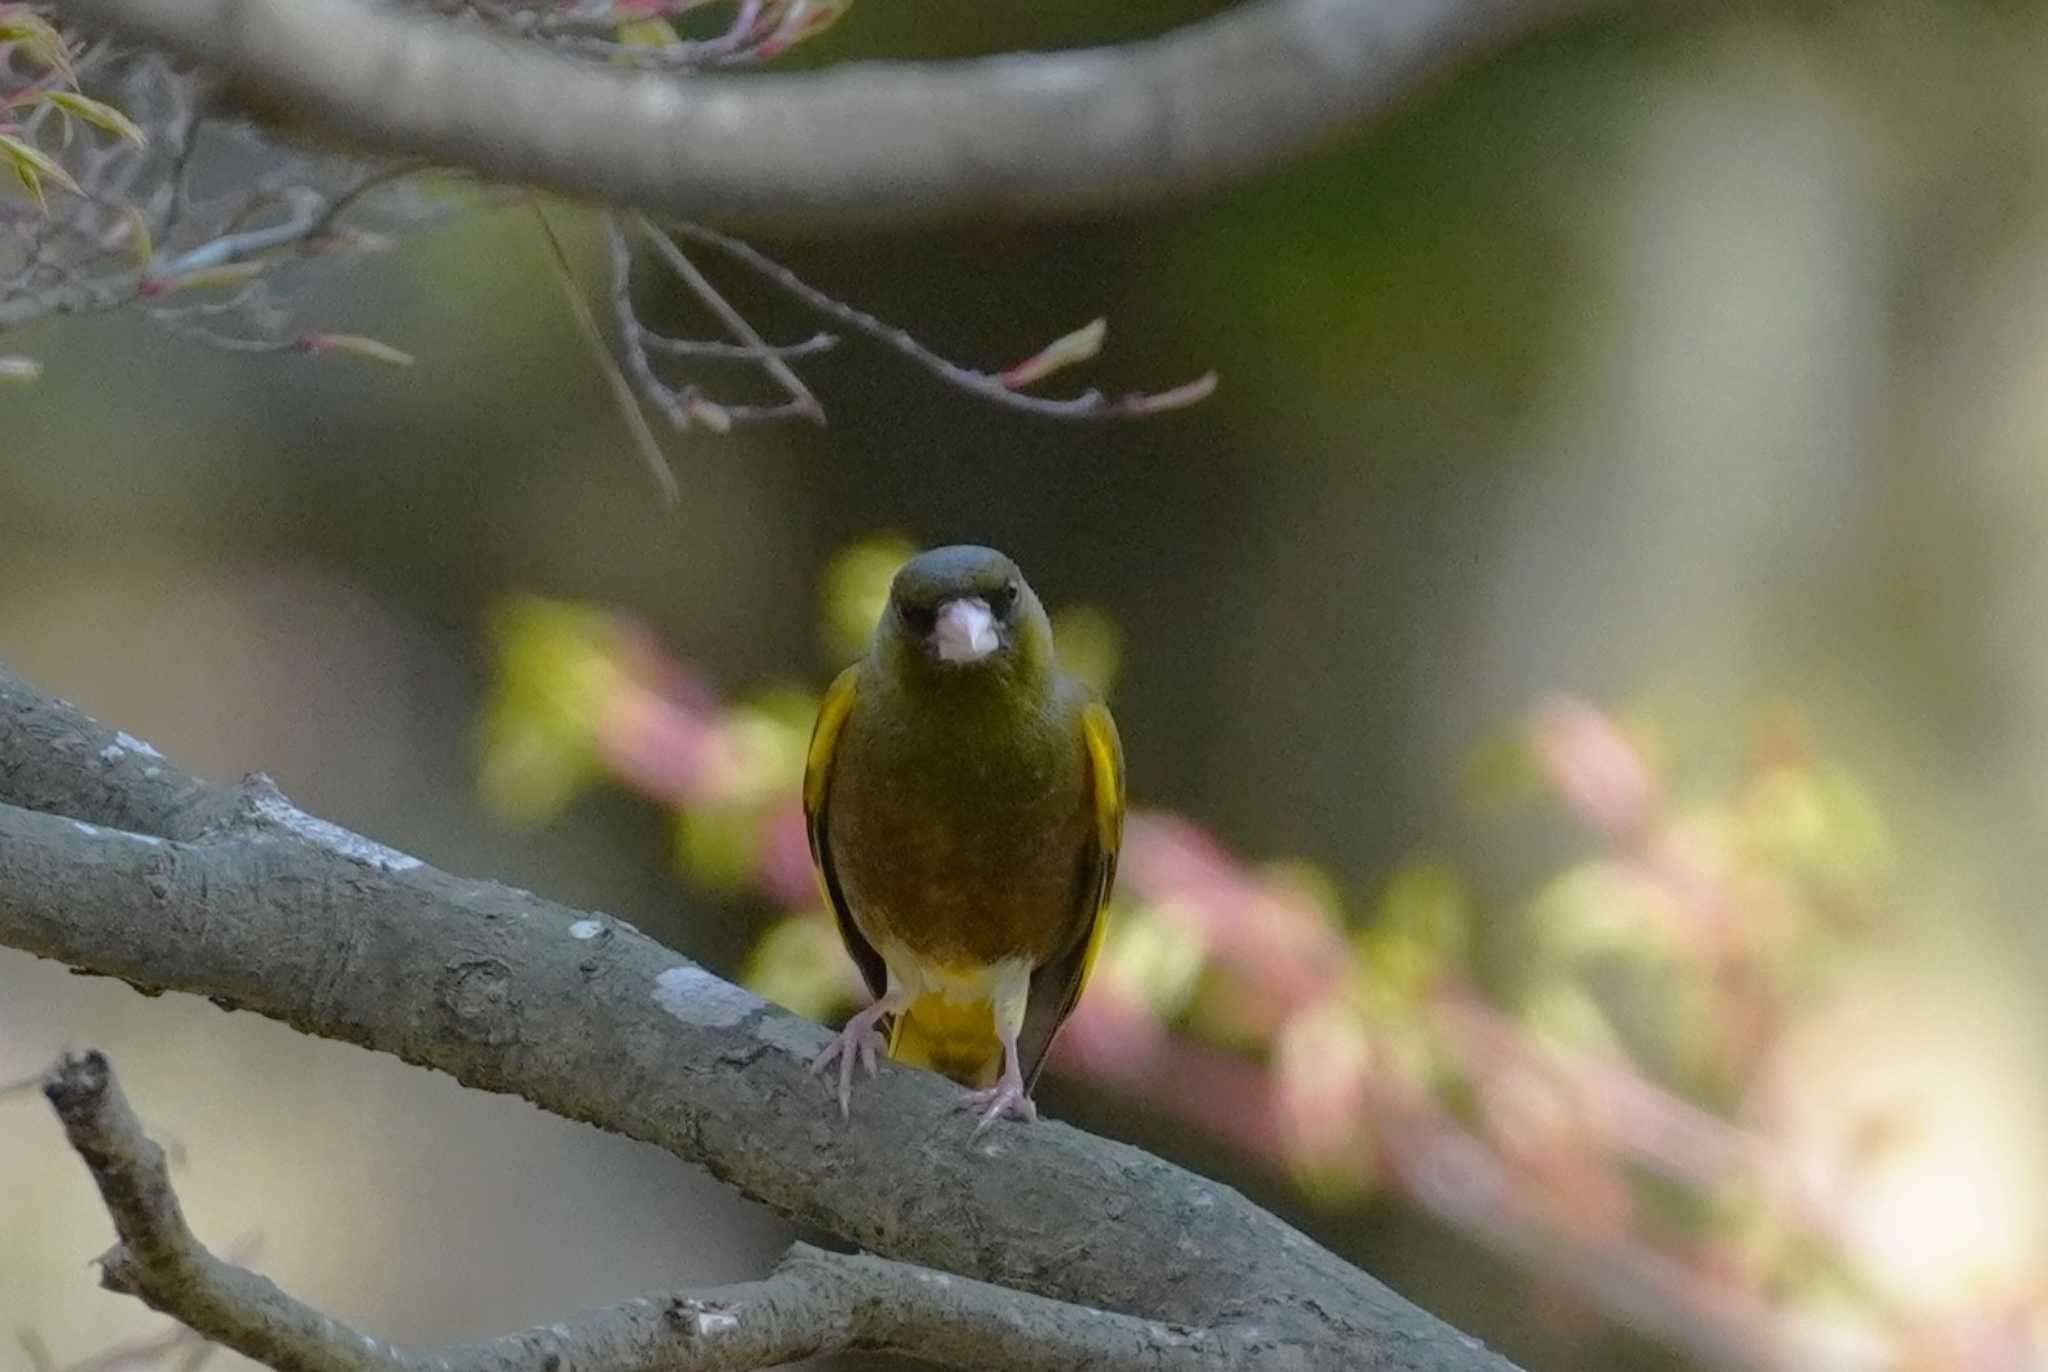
[704,688,815,807]
[819,532,915,664]
[1518,979,1628,1058]
[1364,861,1469,968]
[1273,997,1378,1202]
[477,597,623,826]
[1097,902,1207,1020]
[1048,605,1124,698]
[1529,861,1691,965]
[672,689,813,890]
[742,912,852,1021]
[1740,762,1893,900]
[674,805,765,892]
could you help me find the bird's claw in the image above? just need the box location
[810,1023,888,1118]
[959,1079,1037,1136]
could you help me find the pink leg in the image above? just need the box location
[810,993,903,1118]
[956,1026,1037,1134]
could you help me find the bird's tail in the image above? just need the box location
[889,994,1002,1088]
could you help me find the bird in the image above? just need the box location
[802,544,1124,1129]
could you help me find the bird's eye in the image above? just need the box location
[987,581,1018,618]
[899,601,937,636]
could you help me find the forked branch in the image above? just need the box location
[43,1051,1227,1372]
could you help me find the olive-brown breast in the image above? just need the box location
[825,676,1097,973]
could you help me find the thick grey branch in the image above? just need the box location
[43,1050,1228,1372]
[0,661,1518,1371]
[61,0,1581,232]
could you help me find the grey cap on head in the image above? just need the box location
[889,545,1024,613]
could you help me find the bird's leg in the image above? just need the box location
[810,990,906,1118]
[957,1026,1037,1134]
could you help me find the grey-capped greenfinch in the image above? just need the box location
[804,545,1124,1128]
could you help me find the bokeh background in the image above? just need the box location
[7,1,2048,1368]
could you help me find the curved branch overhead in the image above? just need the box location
[62,0,1581,232]
[0,663,1519,1371]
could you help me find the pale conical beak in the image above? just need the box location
[934,596,999,663]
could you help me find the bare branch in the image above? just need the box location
[4,25,1222,422]
[0,660,1520,1372]
[636,333,835,363]
[42,1050,1231,1372]
[603,214,793,435]
[604,213,1207,430]
[530,203,681,500]
[0,47,424,351]
[666,220,1220,418]
[60,0,1587,234]
[634,213,824,424]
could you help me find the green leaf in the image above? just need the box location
[0,12,74,80]
[0,133,81,209]
[6,159,45,212]
[45,91,147,147]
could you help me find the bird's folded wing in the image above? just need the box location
[803,664,888,1001]
[1018,698,1125,1088]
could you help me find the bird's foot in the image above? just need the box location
[810,1016,889,1119]
[958,1076,1037,1135]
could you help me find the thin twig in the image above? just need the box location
[142,319,298,352]
[638,331,835,361]
[308,159,436,238]
[633,212,824,424]
[605,211,701,431]
[605,213,826,433]
[536,204,679,504]
[1,44,432,360]
[146,281,269,321]
[666,220,1217,418]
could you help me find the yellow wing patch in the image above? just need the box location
[1082,700,1125,858]
[1064,700,1126,1021]
[803,664,860,826]
[803,664,889,1001]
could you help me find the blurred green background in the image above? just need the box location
[8,2,2048,1368]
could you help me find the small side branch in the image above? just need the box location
[42,1051,1234,1372]
[0,40,423,363]
[668,220,1217,418]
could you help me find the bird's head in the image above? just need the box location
[880,544,1051,681]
